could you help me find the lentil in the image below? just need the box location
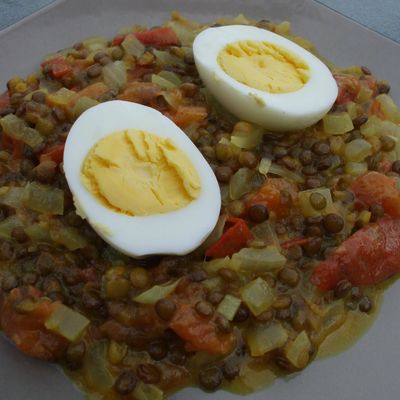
[195,300,214,317]
[323,214,344,233]
[155,298,176,321]
[248,204,269,223]
[137,363,161,384]
[199,367,223,391]
[115,371,138,395]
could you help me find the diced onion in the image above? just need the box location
[45,304,89,341]
[121,35,145,57]
[298,187,334,217]
[233,246,286,272]
[23,182,64,215]
[245,322,288,357]
[102,61,127,92]
[0,215,24,240]
[323,112,354,135]
[240,277,274,316]
[151,74,176,90]
[284,331,312,369]
[344,139,372,162]
[217,294,242,321]
[269,163,304,184]
[0,114,43,148]
[345,162,368,176]
[258,158,272,176]
[133,279,180,304]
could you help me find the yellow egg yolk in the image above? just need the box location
[218,40,310,93]
[81,129,201,216]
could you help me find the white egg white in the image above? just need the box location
[193,25,338,131]
[63,100,221,258]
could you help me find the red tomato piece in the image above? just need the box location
[112,34,126,46]
[0,286,67,360]
[134,27,179,46]
[350,171,400,217]
[166,105,208,128]
[170,303,234,354]
[40,144,65,164]
[0,91,11,113]
[312,217,400,291]
[246,178,298,218]
[205,217,253,258]
[281,237,311,250]
[41,56,72,79]
[334,74,361,105]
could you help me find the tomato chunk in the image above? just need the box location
[40,143,65,164]
[167,105,208,128]
[0,91,11,113]
[246,178,298,218]
[334,74,361,105]
[170,303,234,354]
[205,217,253,258]
[41,56,72,79]
[134,27,179,46]
[312,217,400,291]
[350,171,400,217]
[0,286,67,360]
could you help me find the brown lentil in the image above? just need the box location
[359,296,373,313]
[273,295,292,309]
[380,135,396,152]
[221,360,240,380]
[369,203,385,222]
[199,367,223,391]
[218,268,237,282]
[312,141,330,155]
[392,160,400,174]
[278,268,300,287]
[137,363,161,384]
[227,200,246,217]
[303,237,323,256]
[155,298,176,321]
[377,81,390,94]
[323,213,344,233]
[195,300,214,317]
[215,165,233,183]
[207,290,224,305]
[65,341,86,370]
[248,204,269,223]
[114,371,138,395]
[233,304,250,323]
[147,340,168,361]
[334,280,352,298]
[168,346,187,365]
[86,63,102,78]
[239,151,258,168]
[215,314,232,333]
[111,47,124,60]
[309,192,327,210]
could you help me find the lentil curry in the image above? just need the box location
[0,12,399,400]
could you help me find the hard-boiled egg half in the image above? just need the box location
[64,100,220,258]
[193,25,338,131]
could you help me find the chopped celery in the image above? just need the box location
[284,331,312,369]
[269,163,304,184]
[0,187,24,208]
[344,139,372,162]
[229,168,254,200]
[108,340,128,365]
[102,61,127,92]
[84,341,115,391]
[323,112,354,135]
[153,49,185,66]
[73,96,99,118]
[240,277,274,316]
[258,157,272,175]
[45,304,89,341]
[202,277,223,291]
[375,94,400,123]
[345,162,368,176]
[158,70,182,85]
[251,221,281,249]
[22,182,64,215]
[133,382,164,400]
[133,279,180,304]
[151,74,176,90]
[298,187,335,217]
[0,215,24,240]
[83,36,108,52]
[201,256,240,275]
[0,114,43,148]
[217,294,242,321]
[233,246,286,272]
[245,322,288,356]
[360,116,400,138]
[50,226,88,250]
[121,34,145,57]
[46,87,75,108]
[24,223,52,243]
